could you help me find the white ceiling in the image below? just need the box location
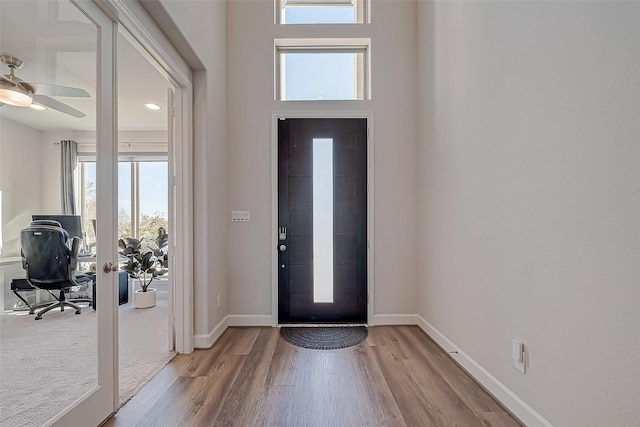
[0,0,169,132]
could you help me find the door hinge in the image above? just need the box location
[171,175,177,187]
[367,238,371,249]
[169,314,176,326]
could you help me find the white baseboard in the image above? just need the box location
[194,315,229,349]
[416,315,552,427]
[370,314,419,325]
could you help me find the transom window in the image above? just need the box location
[275,39,370,101]
[277,0,368,24]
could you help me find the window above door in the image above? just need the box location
[275,38,371,101]
[276,0,369,25]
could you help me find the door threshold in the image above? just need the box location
[278,323,368,328]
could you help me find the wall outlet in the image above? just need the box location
[231,210,250,222]
[217,294,221,309]
[512,339,526,374]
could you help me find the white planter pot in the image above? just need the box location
[134,288,156,309]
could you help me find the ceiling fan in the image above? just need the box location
[0,55,90,118]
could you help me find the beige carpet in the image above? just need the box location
[0,298,175,427]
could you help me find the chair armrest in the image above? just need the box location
[69,237,80,270]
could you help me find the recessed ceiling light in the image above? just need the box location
[30,104,46,111]
[144,103,161,111]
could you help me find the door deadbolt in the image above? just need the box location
[279,244,287,252]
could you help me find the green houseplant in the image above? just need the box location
[118,227,168,308]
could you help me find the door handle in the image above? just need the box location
[103,261,118,273]
[279,227,287,240]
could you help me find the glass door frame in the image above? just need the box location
[49,0,119,424]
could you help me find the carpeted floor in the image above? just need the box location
[0,298,175,427]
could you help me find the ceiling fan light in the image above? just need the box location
[0,80,32,107]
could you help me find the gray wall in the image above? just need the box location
[417,1,640,425]
[225,0,418,320]
[153,0,229,339]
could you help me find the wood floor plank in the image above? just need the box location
[136,375,208,427]
[400,326,510,415]
[213,328,280,426]
[187,354,247,426]
[109,327,523,427]
[264,337,301,386]
[403,358,483,426]
[102,354,191,427]
[226,326,261,355]
[348,344,406,426]
[186,330,237,378]
[246,385,297,427]
[289,347,376,426]
[477,412,526,427]
[370,344,438,426]
[367,326,409,359]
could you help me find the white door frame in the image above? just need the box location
[96,0,194,356]
[270,112,375,326]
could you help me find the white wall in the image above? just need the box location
[417,1,640,426]
[226,0,418,321]
[151,0,229,338]
[0,119,50,257]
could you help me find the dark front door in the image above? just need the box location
[278,118,367,323]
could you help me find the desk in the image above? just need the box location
[0,256,22,266]
[77,255,96,271]
[78,255,96,263]
[1,257,23,311]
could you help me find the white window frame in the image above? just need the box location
[79,156,169,241]
[275,38,371,101]
[276,0,369,24]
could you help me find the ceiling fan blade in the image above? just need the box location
[33,94,86,118]
[0,73,11,83]
[27,83,90,98]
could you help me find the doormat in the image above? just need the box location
[280,326,368,350]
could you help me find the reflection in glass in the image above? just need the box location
[313,138,334,303]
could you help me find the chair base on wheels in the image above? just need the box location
[33,289,92,320]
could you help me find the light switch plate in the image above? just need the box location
[512,339,526,373]
[231,210,250,222]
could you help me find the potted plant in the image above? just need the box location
[118,230,167,308]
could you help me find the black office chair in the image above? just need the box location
[20,220,93,320]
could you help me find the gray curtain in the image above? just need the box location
[60,140,78,215]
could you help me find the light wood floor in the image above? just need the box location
[103,326,522,427]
